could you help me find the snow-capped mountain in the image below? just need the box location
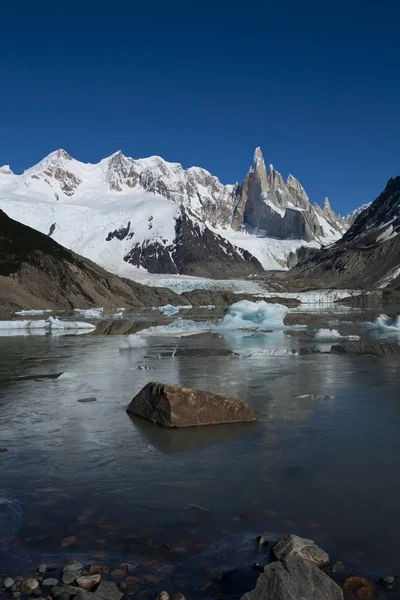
[0,148,348,279]
[290,176,400,289]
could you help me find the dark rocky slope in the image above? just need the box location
[0,210,181,310]
[288,176,400,289]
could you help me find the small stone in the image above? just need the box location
[88,566,109,576]
[95,581,124,600]
[63,561,83,573]
[76,575,101,590]
[21,579,40,594]
[256,535,268,546]
[37,566,47,575]
[51,584,80,599]
[156,593,170,600]
[331,561,346,573]
[3,578,14,589]
[110,570,125,581]
[77,398,97,403]
[42,579,59,587]
[61,536,77,548]
[62,572,79,585]
[381,576,395,588]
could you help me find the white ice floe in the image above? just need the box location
[198,304,216,309]
[366,314,400,332]
[158,304,192,315]
[57,372,78,380]
[218,300,288,330]
[119,333,149,350]
[0,317,96,334]
[73,307,104,318]
[314,328,360,341]
[256,289,365,304]
[119,301,290,350]
[15,309,53,315]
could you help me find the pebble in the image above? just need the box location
[76,575,101,590]
[256,535,268,546]
[21,578,40,594]
[156,593,170,600]
[381,576,396,588]
[61,536,77,548]
[77,397,97,403]
[42,578,59,587]
[62,572,79,585]
[95,581,123,600]
[37,565,47,574]
[3,578,14,589]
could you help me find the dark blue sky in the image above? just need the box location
[1,2,399,214]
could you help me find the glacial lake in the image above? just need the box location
[0,307,400,584]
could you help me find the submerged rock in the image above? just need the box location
[126,382,256,428]
[272,534,330,566]
[241,557,343,600]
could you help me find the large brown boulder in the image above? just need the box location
[126,382,256,428]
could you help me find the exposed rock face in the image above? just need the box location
[126,382,256,428]
[272,534,330,566]
[0,147,348,277]
[290,176,400,289]
[232,148,346,242]
[124,208,264,277]
[0,210,182,310]
[331,342,400,358]
[241,557,343,600]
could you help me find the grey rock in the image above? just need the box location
[42,578,60,587]
[75,593,104,600]
[256,535,268,547]
[37,565,47,574]
[51,585,80,599]
[11,584,19,592]
[20,579,40,594]
[75,575,101,590]
[381,576,395,588]
[62,572,80,585]
[12,593,20,599]
[95,581,124,600]
[77,397,97,403]
[272,534,330,566]
[63,561,83,573]
[241,557,343,600]
[3,578,14,589]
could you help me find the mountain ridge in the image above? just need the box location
[0,147,350,278]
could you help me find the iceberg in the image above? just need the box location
[314,328,360,341]
[119,333,148,350]
[367,314,400,332]
[218,300,288,330]
[0,317,96,334]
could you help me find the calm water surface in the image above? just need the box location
[0,315,400,575]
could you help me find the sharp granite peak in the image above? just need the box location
[0,147,351,278]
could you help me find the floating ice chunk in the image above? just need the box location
[47,317,96,330]
[199,305,216,309]
[0,317,96,333]
[15,309,53,315]
[238,348,298,358]
[159,304,192,315]
[119,333,148,350]
[314,328,360,341]
[218,300,288,330]
[367,314,400,332]
[116,307,126,312]
[57,372,78,380]
[73,308,104,318]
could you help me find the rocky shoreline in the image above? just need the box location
[1,534,397,600]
